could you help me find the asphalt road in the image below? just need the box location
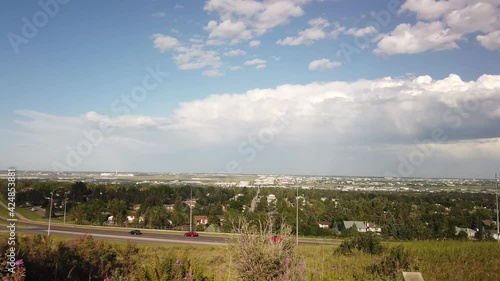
[2,220,229,245]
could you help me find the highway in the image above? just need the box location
[2,220,229,245]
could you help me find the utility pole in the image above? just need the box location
[496,173,499,243]
[190,185,193,232]
[63,192,68,224]
[296,186,299,245]
[47,188,58,236]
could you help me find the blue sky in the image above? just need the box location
[1,0,500,178]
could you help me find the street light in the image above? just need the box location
[182,185,194,232]
[63,191,69,224]
[296,186,299,245]
[47,187,58,236]
[190,185,193,232]
[496,173,499,243]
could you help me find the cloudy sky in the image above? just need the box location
[1,0,500,179]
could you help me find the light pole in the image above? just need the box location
[47,187,58,236]
[63,191,69,224]
[296,186,299,245]
[496,173,499,243]
[190,185,193,232]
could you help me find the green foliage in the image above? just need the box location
[370,245,419,279]
[338,232,384,255]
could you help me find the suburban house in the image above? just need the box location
[486,229,500,240]
[455,226,477,238]
[341,221,367,232]
[131,204,141,211]
[194,215,208,225]
[366,222,382,233]
[318,221,330,229]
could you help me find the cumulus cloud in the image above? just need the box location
[203,0,310,44]
[152,34,180,52]
[7,74,500,176]
[249,40,261,47]
[277,17,330,46]
[477,30,500,50]
[205,20,252,45]
[376,0,500,55]
[374,21,461,55]
[345,26,377,37]
[308,58,341,71]
[244,58,267,69]
[224,49,247,57]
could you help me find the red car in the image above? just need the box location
[271,235,283,242]
[184,231,199,237]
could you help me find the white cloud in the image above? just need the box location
[203,69,225,77]
[244,58,267,69]
[249,40,261,47]
[205,19,252,45]
[345,26,377,37]
[173,45,222,71]
[330,22,346,39]
[477,30,500,50]
[277,17,329,46]
[189,35,204,44]
[7,74,500,177]
[374,21,461,55]
[152,34,180,52]
[203,0,310,42]
[308,58,341,71]
[152,12,166,17]
[378,0,500,55]
[230,66,242,71]
[224,49,247,57]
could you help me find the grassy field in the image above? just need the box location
[7,232,500,280]
[130,240,500,280]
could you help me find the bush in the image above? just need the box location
[370,245,419,279]
[228,218,305,281]
[338,232,384,255]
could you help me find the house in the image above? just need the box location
[217,215,225,225]
[366,222,382,233]
[455,226,477,238]
[267,194,277,204]
[194,215,208,225]
[486,229,500,240]
[163,204,175,212]
[126,215,135,223]
[482,219,497,227]
[318,221,330,229]
[131,204,141,211]
[341,221,367,232]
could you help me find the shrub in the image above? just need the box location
[228,218,305,281]
[338,232,384,255]
[370,245,419,279]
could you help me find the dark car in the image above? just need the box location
[129,229,142,235]
[184,231,199,237]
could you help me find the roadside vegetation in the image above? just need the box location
[1,233,499,281]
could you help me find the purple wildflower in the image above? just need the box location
[298,261,306,269]
[103,275,109,281]
[15,259,24,267]
[176,258,182,265]
[284,257,291,265]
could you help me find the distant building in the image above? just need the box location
[455,227,477,238]
[366,222,382,233]
[341,221,367,232]
[318,221,330,229]
[194,215,208,225]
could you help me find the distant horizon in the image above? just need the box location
[4,168,499,181]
